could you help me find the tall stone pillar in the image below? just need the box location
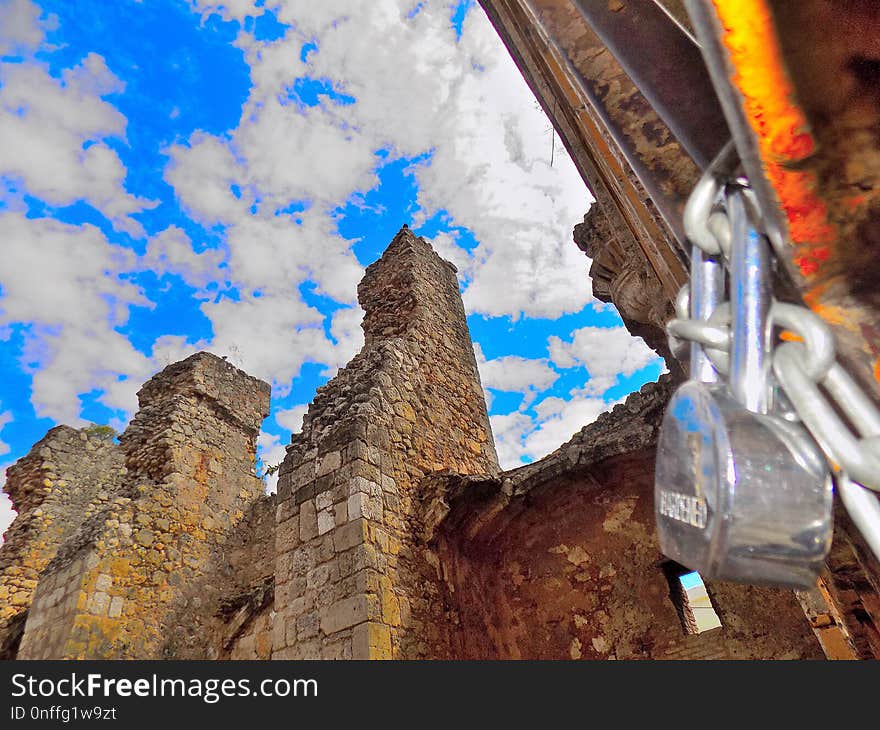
[273,226,498,659]
[16,353,270,658]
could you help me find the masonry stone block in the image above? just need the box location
[321,594,379,636]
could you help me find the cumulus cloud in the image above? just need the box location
[573,375,618,398]
[488,411,533,470]
[0,410,11,458]
[474,343,558,408]
[0,0,164,424]
[159,0,599,420]
[328,306,365,370]
[175,0,593,323]
[0,51,153,233]
[549,326,660,378]
[0,401,15,538]
[524,393,621,460]
[0,487,14,544]
[202,293,324,388]
[142,226,224,289]
[427,230,472,274]
[164,133,248,226]
[150,334,209,369]
[0,0,52,56]
[489,392,624,469]
[0,213,152,423]
[257,429,287,493]
[479,355,558,395]
[192,0,264,22]
[275,404,308,434]
[484,325,664,467]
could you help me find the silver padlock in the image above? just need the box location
[655,185,833,588]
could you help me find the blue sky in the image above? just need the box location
[0,0,662,531]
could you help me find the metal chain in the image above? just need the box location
[668,160,880,560]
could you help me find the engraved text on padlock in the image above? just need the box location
[655,380,833,588]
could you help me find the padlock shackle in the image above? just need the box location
[688,246,725,383]
[684,166,727,384]
[728,186,773,414]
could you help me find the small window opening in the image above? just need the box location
[663,561,722,635]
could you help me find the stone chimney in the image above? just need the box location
[273,226,497,659]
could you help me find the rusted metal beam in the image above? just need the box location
[686,0,880,401]
[478,0,694,303]
[652,0,696,39]
[571,0,729,170]
[768,0,880,403]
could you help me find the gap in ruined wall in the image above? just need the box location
[664,563,723,636]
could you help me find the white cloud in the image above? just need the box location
[275,404,308,433]
[474,342,557,408]
[235,101,377,211]
[0,410,11,457]
[0,400,15,538]
[427,230,472,274]
[549,326,660,379]
[0,487,15,544]
[191,0,266,22]
[202,291,333,391]
[150,334,209,369]
[0,53,153,233]
[142,226,224,288]
[0,0,662,488]
[238,24,307,92]
[172,0,594,323]
[179,1,633,469]
[489,391,623,469]
[573,375,618,398]
[328,306,364,369]
[224,213,363,304]
[164,122,368,392]
[164,133,248,226]
[257,429,287,493]
[0,0,52,56]
[525,393,621,460]
[0,213,152,424]
[489,411,533,470]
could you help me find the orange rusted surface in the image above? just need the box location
[711,0,835,278]
[712,0,880,393]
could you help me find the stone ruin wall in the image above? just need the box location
[0,225,849,660]
[422,380,823,659]
[2,352,270,659]
[272,227,498,659]
[0,427,125,658]
[163,492,276,660]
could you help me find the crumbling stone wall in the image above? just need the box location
[14,353,270,659]
[164,493,277,660]
[0,427,125,658]
[423,380,824,659]
[272,226,498,659]
[0,227,843,661]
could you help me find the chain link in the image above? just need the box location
[670,159,880,559]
